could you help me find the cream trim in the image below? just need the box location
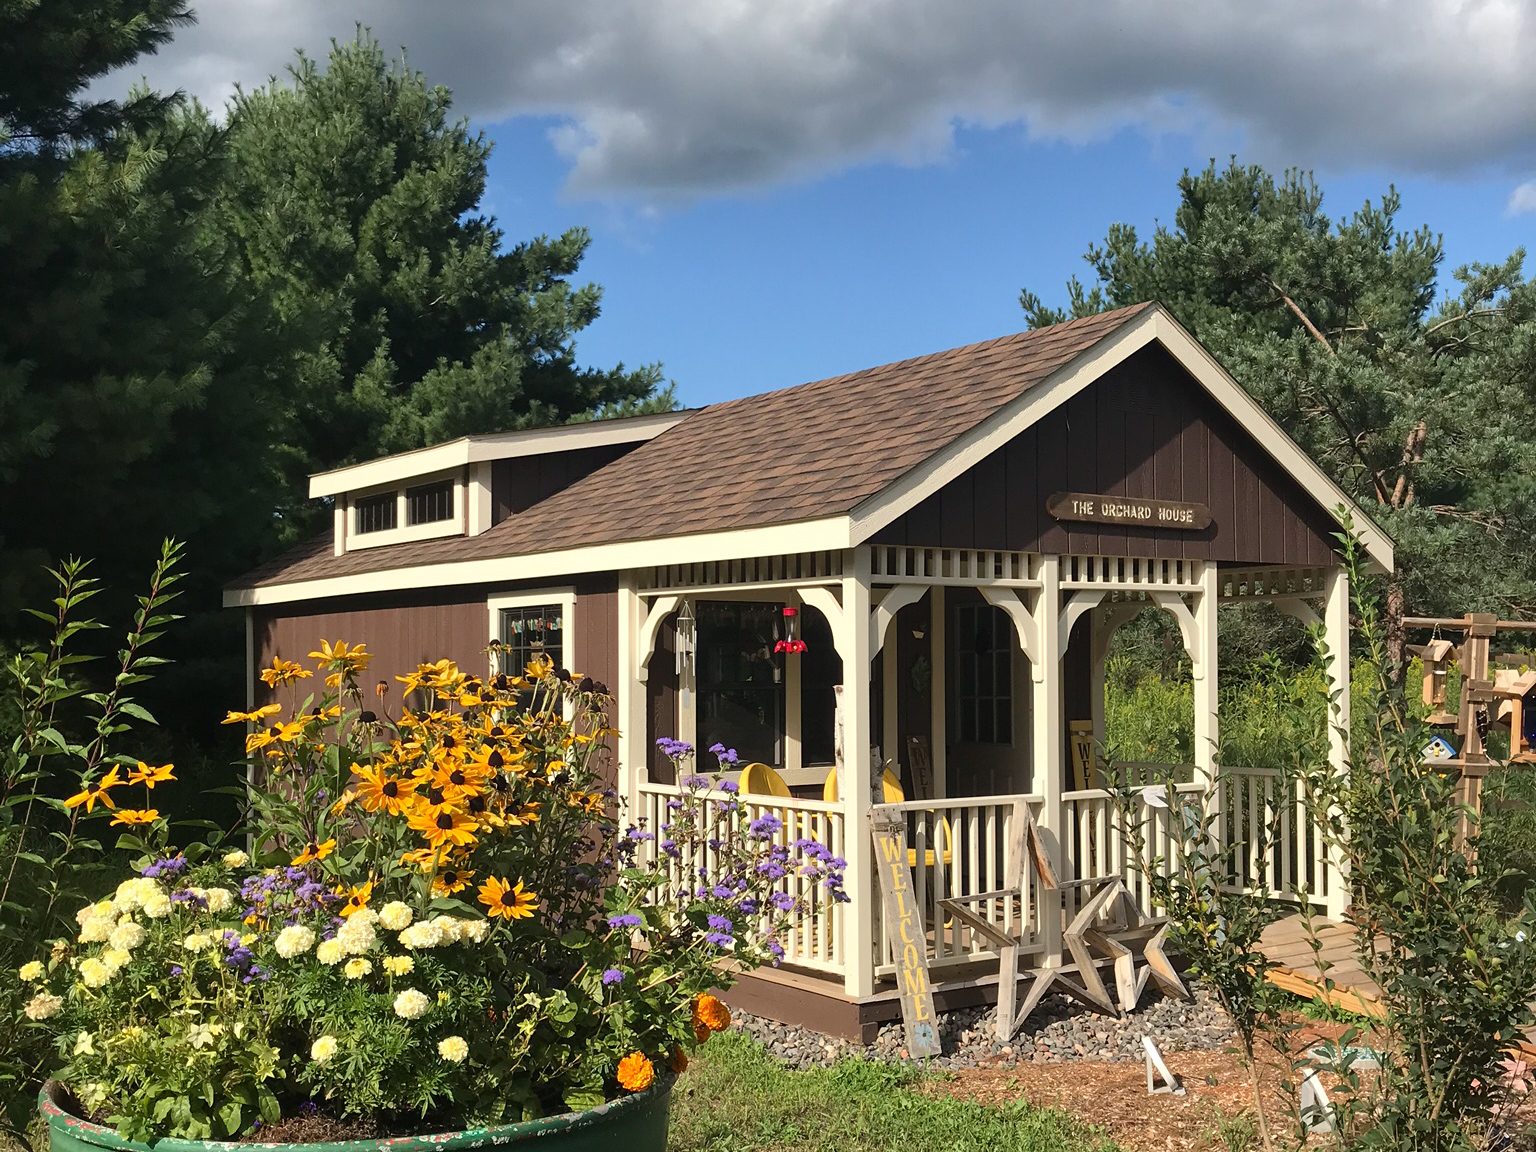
[848,305,1394,574]
[225,516,854,608]
[308,413,685,499]
[486,587,578,676]
[345,471,464,552]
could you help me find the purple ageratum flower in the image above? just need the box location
[706,914,734,933]
[708,743,740,767]
[140,854,188,879]
[704,932,735,948]
[655,737,695,760]
[718,779,739,794]
[770,891,795,912]
[681,774,711,791]
[767,939,785,963]
[747,813,783,840]
[169,964,184,977]
[625,827,655,842]
[601,968,625,986]
[607,913,643,929]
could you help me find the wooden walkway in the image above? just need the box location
[1258,914,1384,1017]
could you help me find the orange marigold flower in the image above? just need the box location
[616,1052,655,1093]
[694,993,731,1034]
[693,1020,711,1045]
[110,808,159,827]
[477,876,537,920]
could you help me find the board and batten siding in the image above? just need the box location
[873,343,1340,566]
[490,444,637,526]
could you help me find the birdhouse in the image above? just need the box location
[1407,639,1457,726]
[1492,668,1536,763]
[1421,734,1457,763]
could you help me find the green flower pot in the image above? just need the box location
[40,1079,672,1152]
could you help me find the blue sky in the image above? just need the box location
[106,2,1536,410]
[487,116,1531,407]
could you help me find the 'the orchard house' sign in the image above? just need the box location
[1047,491,1211,531]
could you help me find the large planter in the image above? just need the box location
[40,1079,672,1152]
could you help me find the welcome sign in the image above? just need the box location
[869,810,942,1058]
[1047,491,1211,531]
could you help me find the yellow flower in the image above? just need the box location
[18,960,44,982]
[617,1052,654,1092]
[291,838,336,866]
[110,808,159,827]
[64,765,123,813]
[311,1035,338,1064]
[246,719,307,754]
[344,958,373,980]
[431,867,474,897]
[477,876,537,921]
[354,764,418,816]
[382,955,414,977]
[126,762,175,789]
[336,880,373,919]
[222,704,281,725]
[437,1035,469,1063]
[378,901,413,931]
[258,657,313,688]
[406,804,478,851]
[223,849,249,868]
[316,939,345,966]
[329,790,358,817]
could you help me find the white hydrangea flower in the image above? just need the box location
[18,960,44,982]
[392,988,430,1020]
[310,1035,338,1064]
[381,955,414,976]
[24,991,62,1021]
[378,901,413,931]
[274,925,316,959]
[315,939,345,966]
[398,921,444,950]
[79,958,112,988]
[108,921,145,953]
[222,849,249,869]
[343,958,373,980]
[437,1035,469,1063]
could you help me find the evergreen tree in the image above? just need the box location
[1022,161,1536,661]
[218,31,669,536]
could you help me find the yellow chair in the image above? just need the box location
[822,764,953,867]
[739,761,792,798]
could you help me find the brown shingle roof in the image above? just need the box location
[235,304,1151,589]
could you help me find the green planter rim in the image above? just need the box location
[41,1075,672,1152]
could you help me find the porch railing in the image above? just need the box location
[1220,766,1332,909]
[633,781,848,976]
[1062,784,1202,917]
[870,794,1046,978]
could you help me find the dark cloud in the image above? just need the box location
[102,1,1536,198]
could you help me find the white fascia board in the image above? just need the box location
[224,515,853,608]
[307,412,687,499]
[848,305,1395,575]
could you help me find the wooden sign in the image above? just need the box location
[869,810,942,1058]
[1047,492,1211,531]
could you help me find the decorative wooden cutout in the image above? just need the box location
[1143,1035,1185,1095]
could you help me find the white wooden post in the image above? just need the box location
[1030,555,1065,968]
[617,573,646,823]
[1323,567,1352,919]
[1192,562,1220,789]
[842,548,877,997]
[1089,612,1106,754]
[930,587,948,800]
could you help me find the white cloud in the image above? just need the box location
[1507,180,1536,215]
[100,0,1536,198]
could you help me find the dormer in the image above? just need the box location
[309,412,685,557]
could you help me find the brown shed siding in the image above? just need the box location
[491,443,636,525]
[873,344,1339,566]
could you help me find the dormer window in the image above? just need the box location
[407,480,454,525]
[355,493,398,535]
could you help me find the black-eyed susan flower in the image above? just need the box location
[477,876,537,920]
[221,704,280,725]
[337,880,373,917]
[109,808,159,827]
[432,866,475,896]
[354,763,419,816]
[407,805,478,851]
[127,761,175,789]
[291,838,336,866]
[64,765,123,813]
[258,657,312,688]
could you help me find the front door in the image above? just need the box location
[946,591,1031,796]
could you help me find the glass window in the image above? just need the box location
[355,493,397,534]
[954,603,1013,745]
[499,604,565,675]
[407,480,454,525]
[697,601,784,767]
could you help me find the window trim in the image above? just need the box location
[486,587,578,685]
[406,479,455,526]
[344,470,465,552]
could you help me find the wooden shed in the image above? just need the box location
[227,302,1392,1039]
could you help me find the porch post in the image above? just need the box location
[1323,566,1352,919]
[842,547,877,997]
[616,573,646,822]
[929,587,947,800]
[1192,562,1220,789]
[1030,555,1065,968]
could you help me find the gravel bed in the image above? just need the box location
[731,985,1235,1070]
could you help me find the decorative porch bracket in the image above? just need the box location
[797,585,847,657]
[869,584,927,659]
[1150,592,1203,679]
[635,595,681,683]
[1059,591,1106,658]
[1272,596,1321,631]
[980,586,1042,678]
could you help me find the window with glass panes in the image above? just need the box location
[953,603,1013,744]
[498,605,564,675]
[697,601,785,767]
[406,480,454,525]
[354,493,397,534]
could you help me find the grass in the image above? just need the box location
[669,1030,1119,1152]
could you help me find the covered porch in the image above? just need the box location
[615,544,1353,1026]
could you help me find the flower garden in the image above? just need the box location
[10,608,844,1149]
